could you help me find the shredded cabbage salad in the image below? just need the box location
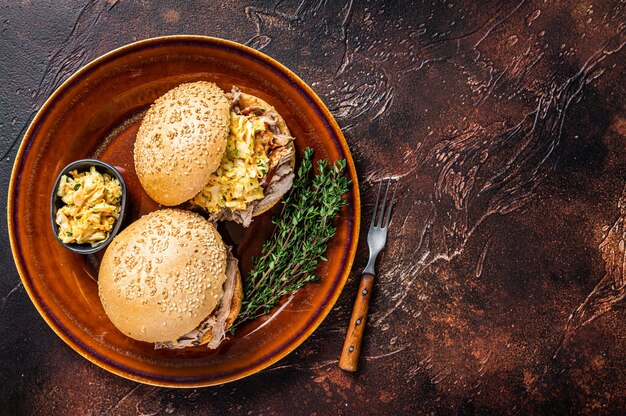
[55,166,122,246]
[191,111,270,213]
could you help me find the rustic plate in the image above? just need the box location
[8,36,360,387]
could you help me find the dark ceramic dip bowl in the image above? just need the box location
[50,159,127,255]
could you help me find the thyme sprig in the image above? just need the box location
[234,147,350,328]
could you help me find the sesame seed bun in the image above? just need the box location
[98,208,229,343]
[134,82,230,206]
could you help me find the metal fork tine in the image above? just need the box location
[383,178,398,228]
[371,178,382,227]
[377,178,392,227]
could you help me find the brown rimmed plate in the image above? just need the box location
[7,36,360,387]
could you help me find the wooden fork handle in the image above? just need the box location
[339,273,375,372]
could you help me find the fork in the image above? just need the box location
[339,177,398,372]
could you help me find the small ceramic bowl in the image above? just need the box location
[50,159,127,254]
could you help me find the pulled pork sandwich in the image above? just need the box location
[98,208,241,349]
[134,81,295,226]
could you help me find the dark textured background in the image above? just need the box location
[1,0,625,414]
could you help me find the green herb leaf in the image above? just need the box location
[233,147,350,329]
[74,184,81,191]
[66,231,72,236]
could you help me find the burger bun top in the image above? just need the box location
[134,81,230,206]
[98,208,228,343]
